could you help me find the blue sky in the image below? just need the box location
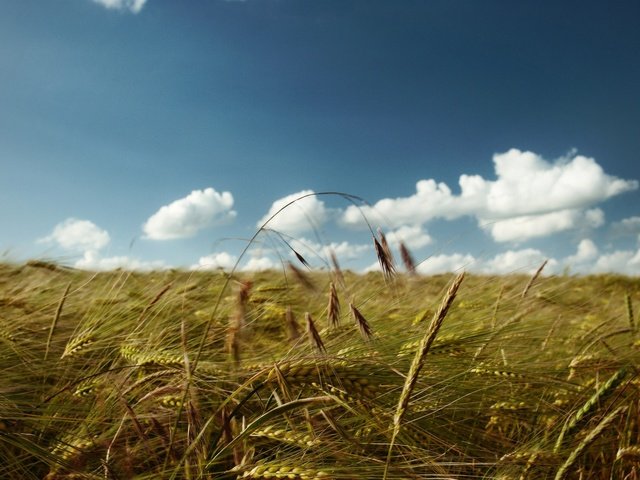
[2,0,640,274]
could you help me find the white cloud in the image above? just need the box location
[592,249,640,275]
[290,238,369,263]
[415,253,476,275]
[191,252,237,271]
[564,239,599,268]
[481,249,557,275]
[75,251,166,271]
[39,218,110,252]
[341,149,637,243]
[257,190,330,235]
[612,216,640,236]
[485,150,635,218]
[485,208,604,243]
[91,0,147,13]
[341,178,471,228]
[143,188,236,240]
[242,256,277,271]
[386,225,433,250]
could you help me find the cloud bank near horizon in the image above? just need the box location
[35,149,640,274]
[341,149,637,243]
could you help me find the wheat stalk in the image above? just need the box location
[522,260,547,298]
[305,313,326,353]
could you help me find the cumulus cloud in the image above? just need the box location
[341,149,637,243]
[412,248,556,275]
[481,249,557,275]
[257,190,330,235]
[612,216,640,236]
[592,249,640,275]
[242,256,277,272]
[341,179,470,228]
[484,150,635,218]
[386,225,433,250]
[75,251,166,271]
[38,218,110,252]
[38,218,167,271]
[91,0,147,13]
[191,252,237,271]
[564,239,599,269]
[415,253,476,275]
[485,208,604,243]
[143,188,236,240]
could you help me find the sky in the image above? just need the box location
[1,0,640,275]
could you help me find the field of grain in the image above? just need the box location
[0,259,639,479]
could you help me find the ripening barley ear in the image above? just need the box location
[305,312,326,353]
[329,249,346,288]
[377,227,394,265]
[327,282,341,328]
[373,230,395,280]
[284,306,301,342]
[288,262,316,290]
[399,241,416,275]
[349,302,373,341]
[293,249,311,268]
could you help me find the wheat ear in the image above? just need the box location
[384,271,465,479]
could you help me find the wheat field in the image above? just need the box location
[0,257,639,479]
